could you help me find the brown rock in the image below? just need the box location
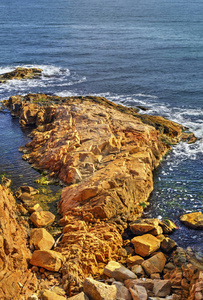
[131,234,161,257]
[112,281,132,300]
[104,261,137,281]
[83,277,117,300]
[153,279,171,297]
[29,250,64,271]
[20,185,39,195]
[68,292,89,300]
[180,212,203,229]
[29,228,55,250]
[161,237,177,254]
[130,218,163,236]
[131,265,145,277]
[40,289,66,300]
[129,285,148,300]
[127,255,144,267]
[150,273,161,279]
[142,252,166,275]
[30,211,55,227]
[159,219,178,234]
[125,279,154,291]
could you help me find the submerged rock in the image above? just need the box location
[0,67,42,83]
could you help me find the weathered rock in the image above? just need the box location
[104,261,137,281]
[112,281,132,300]
[0,67,42,83]
[150,273,161,280]
[180,212,203,229]
[153,280,171,297]
[125,279,154,291]
[68,292,89,300]
[1,176,11,188]
[30,211,55,227]
[83,277,117,300]
[131,264,145,277]
[0,185,38,300]
[159,220,178,234]
[161,237,177,254]
[129,285,148,300]
[127,255,144,267]
[131,234,161,257]
[58,217,123,295]
[130,218,161,236]
[39,289,66,300]
[29,203,43,213]
[29,228,55,250]
[188,280,203,300]
[29,250,64,271]
[142,252,166,275]
[20,185,39,195]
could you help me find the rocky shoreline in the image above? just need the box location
[0,90,202,299]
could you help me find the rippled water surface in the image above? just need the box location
[0,0,202,249]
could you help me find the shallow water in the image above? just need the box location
[0,0,202,250]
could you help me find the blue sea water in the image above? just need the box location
[0,0,202,249]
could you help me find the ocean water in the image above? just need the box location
[0,0,202,249]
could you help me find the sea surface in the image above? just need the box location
[0,0,202,251]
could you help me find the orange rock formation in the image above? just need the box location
[0,185,38,300]
[3,93,190,295]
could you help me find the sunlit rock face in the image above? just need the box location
[0,185,38,300]
[5,94,185,223]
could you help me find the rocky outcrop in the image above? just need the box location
[3,93,195,295]
[0,185,38,300]
[0,67,42,83]
[3,94,187,223]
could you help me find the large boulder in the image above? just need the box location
[180,212,203,229]
[131,234,161,257]
[29,228,55,250]
[30,211,55,227]
[29,250,64,271]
